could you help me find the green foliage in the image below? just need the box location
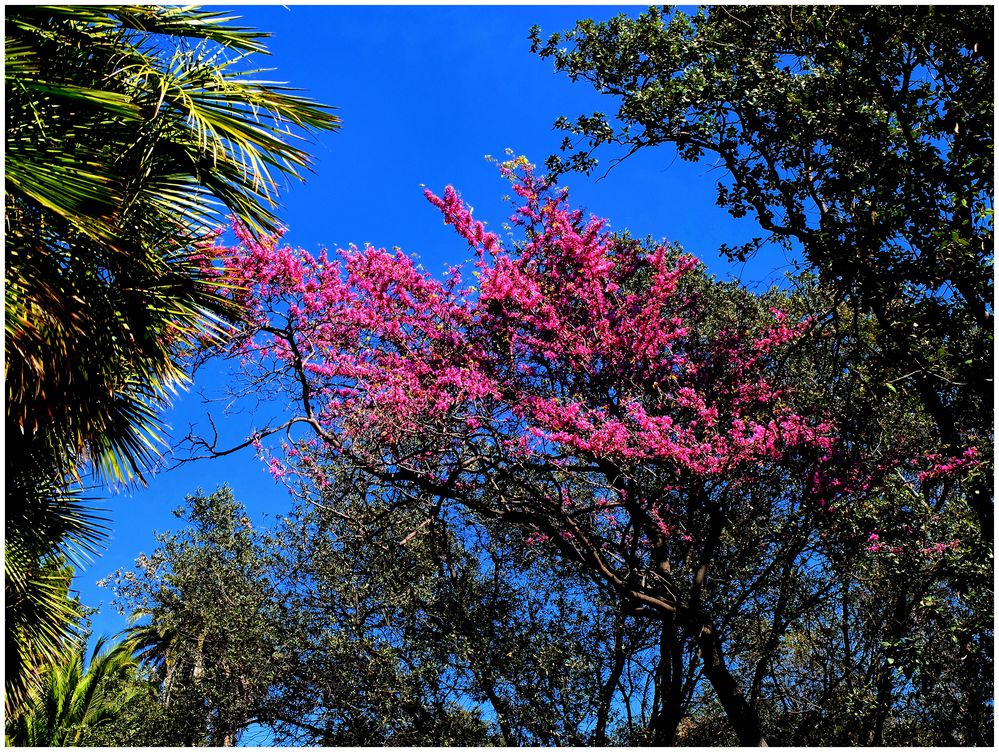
[101,482,693,745]
[5,5,337,248]
[5,442,107,716]
[3,556,86,720]
[652,272,993,745]
[104,332,992,748]
[269,491,608,745]
[5,636,147,747]
[104,487,289,746]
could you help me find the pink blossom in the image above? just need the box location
[217,161,868,553]
[525,531,551,545]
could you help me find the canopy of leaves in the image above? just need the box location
[101,449,990,746]
[101,487,288,746]
[531,5,993,536]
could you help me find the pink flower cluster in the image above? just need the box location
[217,162,853,545]
[916,446,982,482]
[865,530,961,559]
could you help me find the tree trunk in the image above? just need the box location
[473,669,517,746]
[867,587,912,745]
[696,624,769,747]
[595,610,627,745]
[683,498,768,746]
[649,620,686,745]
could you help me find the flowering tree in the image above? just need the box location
[202,161,981,745]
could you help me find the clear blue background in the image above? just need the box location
[78,5,790,644]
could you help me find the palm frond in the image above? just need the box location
[6,633,143,745]
[4,556,84,720]
[5,6,339,484]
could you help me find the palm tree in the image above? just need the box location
[3,555,89,720]
[4,4,338,719]
[6,4,339,480]
[121,609,184,706]
[121,610,210,745]
[5,636,148,747]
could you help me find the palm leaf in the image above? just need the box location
[6,633,143,745]
[4,9,337,722]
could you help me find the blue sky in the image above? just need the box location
[79,4,791,640]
